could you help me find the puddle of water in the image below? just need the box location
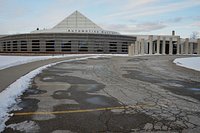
[86,97,109,106]
[24,87,46,95]
[88,84,98,91]
[53,90,71,99]
[43,77,53,80]
[128,58,148,62]
[54,91,71,96]
[74,84,104,92]
[188,88,200,91]
[165,83,184,87]
[56,73,71,76]
[88,57,109,60]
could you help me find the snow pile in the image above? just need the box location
[173,57,200,71]
[0,55,101,132]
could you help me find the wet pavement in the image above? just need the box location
[4,55,200,132]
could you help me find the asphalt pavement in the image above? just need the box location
[3,55,200,133]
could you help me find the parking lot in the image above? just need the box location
[4,55,200,133]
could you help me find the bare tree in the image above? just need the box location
[190,31,199,39]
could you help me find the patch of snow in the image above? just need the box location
[173,57,200,71]
[0,55,56,70]
[0,55,101,132]
[0,54,96,70]
[7,120,40,132]
[110,54,128,56]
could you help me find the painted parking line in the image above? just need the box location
[13,104,154,116]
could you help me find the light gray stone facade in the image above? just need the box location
[129,34,200,56]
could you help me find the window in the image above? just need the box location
[46,40,55,52]
[32,40,40,51]
[78,41,88,52]
[21,41,27,51]
[109,42,117,52]
[3,42,6,51]
[122,42,128,53]
[7,41,11,51]
[13,41,18,51]
[61,41,71,52]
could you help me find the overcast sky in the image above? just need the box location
[0,0,200,38]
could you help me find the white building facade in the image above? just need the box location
[129,32,200,56]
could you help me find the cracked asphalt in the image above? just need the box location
[4,55,200,133]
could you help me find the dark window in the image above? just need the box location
[94,43,103,52]
[165,41,169,54]
[46,40,55,52]
[78,41,88,52]
[13,41,18,51]
[32,40,40,51]
[3,42,6,51]
[21,41,27,51]
[7,41,11,51]
[62,41,71,52]
[122,42,128,52]
[109,42,117,52]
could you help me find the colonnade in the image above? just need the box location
[129,36,200,56]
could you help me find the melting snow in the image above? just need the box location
[173,57,200,71]
[0,55,60,70]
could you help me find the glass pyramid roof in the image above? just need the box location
[53,10,102,30]
[32,11,119,35]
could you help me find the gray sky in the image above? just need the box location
[0,0,200,38]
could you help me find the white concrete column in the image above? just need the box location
[162,37,166,54]
[129,44,135,56]
[133,42,136,55]
[180,43,184,55]
[189,42,193,54]
[185,38,189,54]
[149,35,153,54]
[169,37,173,55]
[138,41,141,55]
[133,44,135,55]
[141,39,145,55]
[156,36,160,54]
[128,45,132,56]
[176,37,180,55]
[197,39,200,55]
[135,41,138,55]
[139,41,142,54]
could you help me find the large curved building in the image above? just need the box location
[0,11,136,54]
